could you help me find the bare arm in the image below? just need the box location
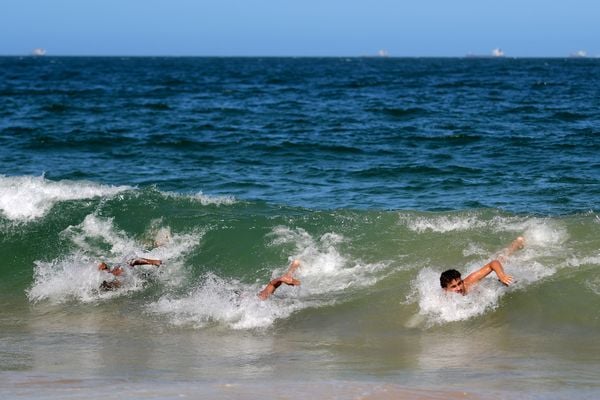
[463,259,513,290]
[129,258,162,267]
[258,278,284,300]
[463,237,523,292]
[258,260,301,300]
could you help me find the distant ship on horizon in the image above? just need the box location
[31,48,46,56]
[569,50,587,58]
[465,48,505,58]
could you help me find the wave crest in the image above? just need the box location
[0,175,129,222]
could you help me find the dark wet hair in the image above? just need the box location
[100,280,121,291]
[440,269,461,288]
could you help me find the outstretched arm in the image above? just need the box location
[463,237,524,291]
[99,258,162,278]
[129,258,162,267]
[258,260,301,300]
[463,259,513,290]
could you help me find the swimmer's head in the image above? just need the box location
[440,269,465,294]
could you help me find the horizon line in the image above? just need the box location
[1,53,598,59]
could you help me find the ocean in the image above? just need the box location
[0,56,599,399]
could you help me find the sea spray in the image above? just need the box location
[0,175,129,222]
[148,273,307,330]
[148,226,388,329]
[27,214,203,303]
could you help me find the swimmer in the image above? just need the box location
[258,259,301,300]
[98,258,162,290]
[440,236,524,295]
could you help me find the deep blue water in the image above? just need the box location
[1,56,599,213]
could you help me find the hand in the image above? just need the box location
[279,275,300,286]
[498,274,514,286]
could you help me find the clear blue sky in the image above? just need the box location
[1,0,598,57]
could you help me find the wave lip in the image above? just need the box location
[0,175,130,221]
[162,190,236,206]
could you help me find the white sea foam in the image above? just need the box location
[585,277,600,296]
[28,215,202,303]
[61,214,140,256]
[402,214,488,233]
[0,175,129,221]
[519,220,568,247]
[565,255,600,268]
[27,253,118,303]
[400,213,569,243]
[267,226,386,294]
[148,226,387,330]
[149,273,311,330]
[161,190,236,206]
[191,191,236,206]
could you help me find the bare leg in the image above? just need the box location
[497,236,524,263]
[282,260,301,280]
